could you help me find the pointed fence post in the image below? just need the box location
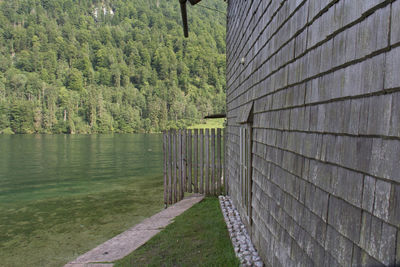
[200,129,204,194]
[163,132,167,207]
[173,130,177,203]
[205,129,209,195]
[224,129,227,196]
[217,128,221,196]
[188,129,192,193]
[168,130,172,204]
[182,129,187,195]
[178,130,183,200]
[194,129,198,193]
[211,129,215,195]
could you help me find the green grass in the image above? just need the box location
[188,118,226,129]
[114,197,240,267]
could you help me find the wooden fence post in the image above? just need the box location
[217,128,221,196]
[163,132,167,207]
[200,129,204,194]
[168,131,172,204]
[224,129,227,196]
[173,130,177,203]
[211,129,215,195]
[182,129,187,196]
[178,130,182,201]
[205,129,209,195]
[188,130,192,193]
[194,129,198,193]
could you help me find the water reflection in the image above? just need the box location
[0,134,163,204]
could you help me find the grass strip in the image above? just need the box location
[114,197,240,267]
[188,118,226,129]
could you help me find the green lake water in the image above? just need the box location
[0,134,164,267]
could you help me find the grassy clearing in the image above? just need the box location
[188,118,226,129]
[114,197,240,267]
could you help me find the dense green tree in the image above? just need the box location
[66,68,84,91]
[0,0,226,134]
[9,100,35,134]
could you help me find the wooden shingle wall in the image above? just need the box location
[225,0,400,266]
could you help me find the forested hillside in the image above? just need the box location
[0,0,226,134]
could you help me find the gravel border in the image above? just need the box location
[219,196,264,267]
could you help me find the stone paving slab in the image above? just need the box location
[65,264,113,267]
[65,195,204,267]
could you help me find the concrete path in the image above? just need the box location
[65,194,204,267]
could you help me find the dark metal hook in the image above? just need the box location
[179,0,189,37]
[179,0,202,38]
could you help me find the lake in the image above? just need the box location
[0,134,164,267]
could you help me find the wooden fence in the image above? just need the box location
[163,128,224,207]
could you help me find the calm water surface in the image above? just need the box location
[0,134,164,266]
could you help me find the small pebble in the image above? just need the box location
[253,255,260,261]
[243,251,250,256]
